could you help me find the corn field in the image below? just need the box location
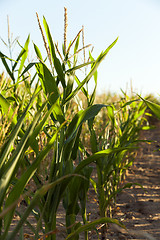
[0,9,160,240]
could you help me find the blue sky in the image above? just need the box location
[0,0,160,96]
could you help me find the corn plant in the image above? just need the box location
[0,8,150,240]
[0,9,127,240]
[0,18,41,123]
[83,91,149,238]
[27,13,122,240]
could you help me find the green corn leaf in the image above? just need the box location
[4,120,66,218]
[121,99,140,109]
[139,95,160,120]
[65,61,94,73]
[12,48,26,72]
[26,103,54,147]
[12,36,31,73]
[43,17,66,88]
[65,176,82,215]
[74,34,80,54]
[35,62,60,105]
[78,167,93,222]
[71,125,82,160]
[5,76,30,92]
[6,174,84,240]
[0,94,17,126]
[27,97,65,153]
[74,75,89,99]
[89,51,97,106]
[107,106,115,127]
[74,147,131,174]
[63,37,118,105]
[89,71,97,106]
[36,63,64,122]
[133,107,146,121]
[90,178,98,194]
[20,62,38,77]
[64,73,74,99]
[0,106,41,212]
[90,127,98,153]
[33,43,43,60]
[0,94,37,171]
[0,91,41,154]
[2,103,49,236]
[51,98,65,124]
[18,34,30,77]
[65,217,125,240]
[65,104,106,143]
[0,51,15,81]
[23,100,50,154]
[73,34,80,66]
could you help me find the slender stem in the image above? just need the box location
[96,160,107,239]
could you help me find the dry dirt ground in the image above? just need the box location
[12,119,160,240]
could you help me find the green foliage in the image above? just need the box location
[0,10,149,240]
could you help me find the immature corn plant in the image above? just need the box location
[85,91,149,238]
[0,10,123,240]
[27,12,122,240]
[1,8,147,240]
[139,95,160,120]
[0,17,42,122]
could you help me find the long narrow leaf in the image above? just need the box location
[65,104,106,143]
[4,119,67,234]
[6,174,84,240]
[35,62,60,105]
[66,61,94,73]
[12,49,26,72]
[89,52,97,106]
[43,17,66,88]
[0,102,43,206]
[63,37,118,105]
[0,51,15,81]
[20,62,38,77]
[0,94,37,171]
[0,90,41,154]
[139,95,160,120]
[65,217,125,240]
[18,34,30,77]
[74,75,89,99]
[74,147,131,173]
[2,103,48,236]
[0,94,17,126]
[34,43,43,60]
